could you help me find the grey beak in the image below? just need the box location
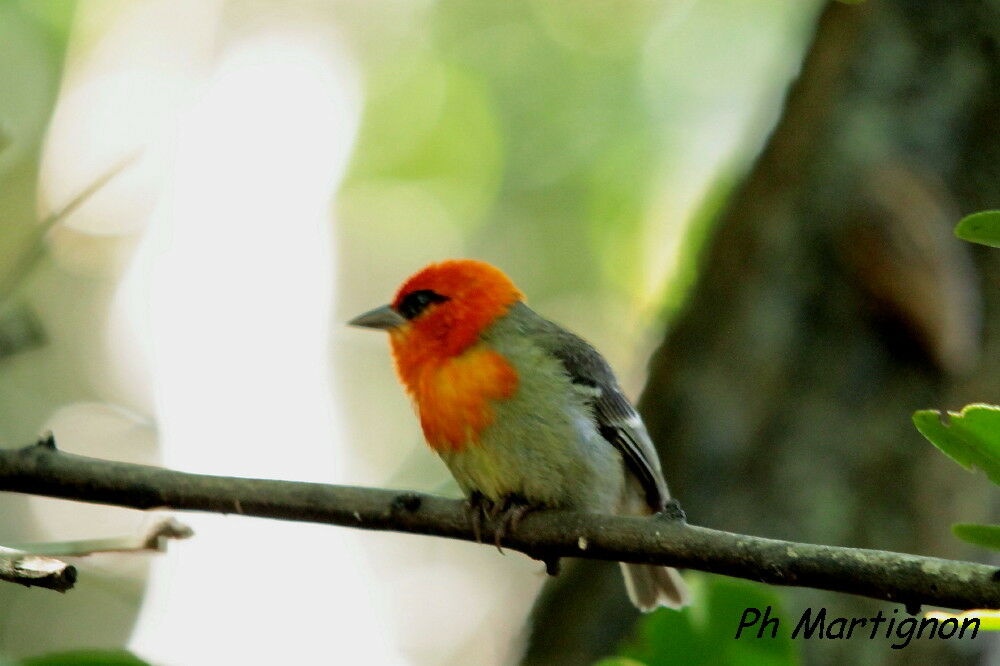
[348,304,406,330]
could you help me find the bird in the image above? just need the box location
[349,259,689,611]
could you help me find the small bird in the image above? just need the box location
[349,259,689,611]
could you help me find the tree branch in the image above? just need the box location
[0,547,76,592]
[0,515,192,592]
[1,437,998,609]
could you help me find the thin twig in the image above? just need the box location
[0,546,76,592]
[0,517,191,592]
[0,154,139,304]
[0,518,193,559]
[0,437,998,608]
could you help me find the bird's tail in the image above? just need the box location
[620,563,690,612]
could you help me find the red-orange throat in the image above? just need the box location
[393,343,518,452]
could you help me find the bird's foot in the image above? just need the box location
[465,491,493,544]
[491,494,540,553]
[657,498,687,523]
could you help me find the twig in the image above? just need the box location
[0,155,139,361]
[0,517,191,592]
[0,437,998,608]
[1,518,193,558]
[0,154,138,304]
[0,547,76,592]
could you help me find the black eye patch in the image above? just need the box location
[397,289,449,320]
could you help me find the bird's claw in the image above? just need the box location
[492,495,538,553]
[465,491,492,544]
[467,493,541,552]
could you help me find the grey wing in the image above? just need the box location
[589,379,668,511]
[518,304,668,510]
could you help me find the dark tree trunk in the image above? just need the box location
[524,2,1000,664]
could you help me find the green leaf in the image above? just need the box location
[954,210,1000,248]
[952,524,1000,550]
[913,404,1000,485]
[594,659,647,666]
[19,650,149,666]
[616,574,799,666]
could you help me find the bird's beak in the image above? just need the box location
[348,304,406,331]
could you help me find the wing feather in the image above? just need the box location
[513,303,668,510]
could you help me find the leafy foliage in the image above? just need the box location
[606,575,800,666]
[912,404,1000,485]
[913,403,1000,550]
[912,213,1000,551]
[954,210,1000,248]
[951,524,1000,551]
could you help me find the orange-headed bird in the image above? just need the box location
[349,259,688,611]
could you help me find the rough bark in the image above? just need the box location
[525,2,1000,664]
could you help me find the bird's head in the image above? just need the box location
[349,259,524,363]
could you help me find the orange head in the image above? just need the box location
[349,260,524,450]
[392,259,523,353]
[349,259,524,357]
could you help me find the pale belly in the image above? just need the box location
[438,401,626,513]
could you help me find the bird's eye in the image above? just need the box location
[397,289,449,320]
